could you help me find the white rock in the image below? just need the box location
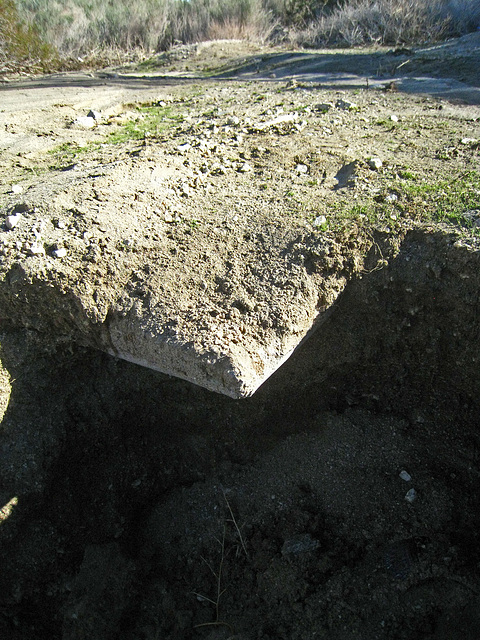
[6,214,21,230]
[210,163,226,175]
[177,142,191,153]
[238,162,253,173]
[405,488,417,503]
[28,242,45,256]
[87,109,102,121]
[336,99,358,111]
[75,116,96,129]
[164,212,174,223]
[180,183,193,197]
[390,114,399,122]
[259,113,298,130]
[399,470,412,482]
[295,164,308,173]
[11,184,23,194]
[461,137,478,145]
[386,193,398,203]
[368,157,383,170]
[52,247,68,258]
[314,215,327,226]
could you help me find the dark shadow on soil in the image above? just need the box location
[0,226,480,638]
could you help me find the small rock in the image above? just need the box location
[177,142,191,153]
[180,183,193,197]
[259,113,298,130]
[399,470,412,482]
[295,164,308,173]
[463,209,480,227]
[52,247,68,259]
[87,109,102,121]
[368,157,383,170]
[74,116,96,129]
[405,488,417,503]
[210,163,226,175]
[11,184,23,194]
[227,116,240,126]
[314,215,327,227]
[238,162,253,173]
[315,102,334,113]
[6,214,21,230]
[461,137,478,145]
[164,212,174,223]
[390,114,399,122]
[336,99,358,111]
[386,193,398,203]
[282,534,320,556]
[28,242,45,256]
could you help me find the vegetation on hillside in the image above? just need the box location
[1,0,480,72]
[0,0,55,71]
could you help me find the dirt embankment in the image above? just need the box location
[0,37,479,640]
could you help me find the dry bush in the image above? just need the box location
[12,0,480,65]
[446,0,480,31]
[161,0,277,49]
[16,0,278,54]
[290,0,480,47]
[16,0,173,55]
[0,0,56,72]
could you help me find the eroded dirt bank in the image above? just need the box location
[1,227,480,640]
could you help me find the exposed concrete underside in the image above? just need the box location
[1,36,479,397]
[0,157,356,399]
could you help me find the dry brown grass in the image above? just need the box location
[8,0,480,72]
[290,0,480,48]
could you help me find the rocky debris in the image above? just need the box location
[368,156,383,170]
[87,109,102,121]
[5,213,20,230]
[315,102,334,113]
[74,115,97,129]
[405,488,417,503]
[336,98,358,111]
[0,61,479,400]
[52,247,67,259]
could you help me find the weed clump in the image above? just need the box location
[11,0,480,67]
[0,0,56,73]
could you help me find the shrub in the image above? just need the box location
[0,0,55,70]
[12,0,480,61]
[291,0,480,47]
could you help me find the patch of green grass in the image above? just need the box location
[108,104,184,144]
[402,171,480,228]
[398,169,417,181]
[48,141,101,168]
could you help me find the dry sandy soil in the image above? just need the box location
[0,35,479,640]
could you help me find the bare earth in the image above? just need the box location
[0,34,479,640]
